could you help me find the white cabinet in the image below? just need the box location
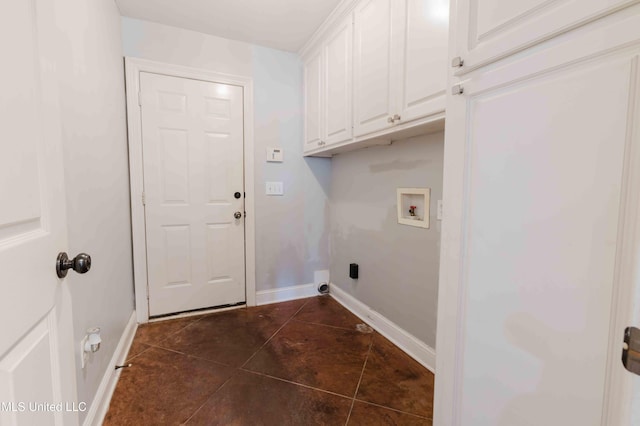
[436,3,640,425]
[397,0,448,122]
[303,49,323,151]
[303,17,353,153]
[353,0,448,137]
[353,0,395,137]
[324,18,353,146]
[453,0,636,72]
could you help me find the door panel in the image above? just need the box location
[0,0,75,424]
[353,0,395,136]
[141,72,245,316]
[459,57,630,425]
[396,0,448,122]
[324,18,353,145]
[304,50,323,151]
[455,0,637,72]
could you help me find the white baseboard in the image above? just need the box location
[256,283,318,306]
[83,311,137,426]
[330,284,436,373]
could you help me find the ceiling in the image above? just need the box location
[115,0,343,52]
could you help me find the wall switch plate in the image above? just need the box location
[265,181,284,195]
[266,147,284,162]
[437,200,443,220]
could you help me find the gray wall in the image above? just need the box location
[330,132,444,348]
[54,0,135,421]
[121,18,332,293]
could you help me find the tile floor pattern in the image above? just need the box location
[104,296,434,425]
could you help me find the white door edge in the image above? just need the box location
[123,57,257,324]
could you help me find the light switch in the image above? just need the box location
[266,147,284,162]
[437,200,443,220]
[266,181,284,195]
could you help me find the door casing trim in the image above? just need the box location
[124,57,257,323]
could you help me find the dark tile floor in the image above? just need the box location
[104,296,434,425]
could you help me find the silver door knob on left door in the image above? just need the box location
[56,252,92,278]
[234,211,243,219]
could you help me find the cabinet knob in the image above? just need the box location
[452,56,464,68]
[451,84,464,95]
[393,114,401,122]
[387,116,394,124]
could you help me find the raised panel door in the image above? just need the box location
[395,0,448,123]
[436,10,640,424]
[140,72,246,316]
[353,0,395,137]
[323,17,353,146]
[304,50,323,151]
[0,0,77,424]
[454,0,637,72]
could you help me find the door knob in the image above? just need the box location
[56,252,92,278]
[234,211,243,219]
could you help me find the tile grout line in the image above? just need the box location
[181,368,242,425]
[184,300,314,425]
[238,369,354,400]
[345,336,375,426]
[290,317,371,333]
[351,399,433,420]
[239,298,312,369]
[133,314,208,351]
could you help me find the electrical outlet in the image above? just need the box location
[80,336,88,369]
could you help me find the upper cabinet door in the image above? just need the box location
[353,0,395,137]
[304,50,323,151]
[323,17,353,146]
[395,0,448,123]
[454,0,636,72]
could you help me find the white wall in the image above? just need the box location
[121,17,332,293]
[53,0,134,422]
[330,132,444,347]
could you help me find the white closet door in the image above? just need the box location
[437,9,640,425]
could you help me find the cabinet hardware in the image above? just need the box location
[387,116,394,124]
[393,114,401,122]
[452,84,464,95]
[452,56,464,68]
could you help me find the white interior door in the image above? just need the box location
[436,8,640,425]
[140,72,246,317]
[0,1,77,425]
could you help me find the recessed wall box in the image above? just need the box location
[397,188,430,229]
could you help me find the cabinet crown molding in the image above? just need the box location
[298,0,359,58]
